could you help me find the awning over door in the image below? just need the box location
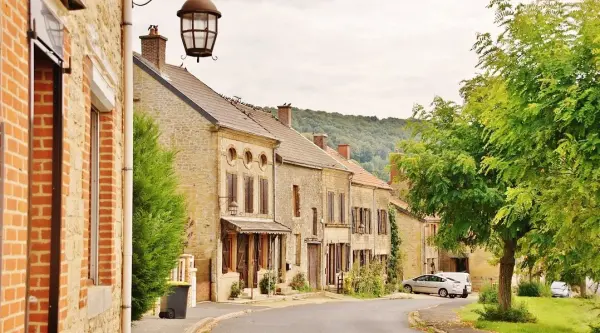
[221,217,290,235]
[447,251,470,259]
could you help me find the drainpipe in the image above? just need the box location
[121,0,133,332]
[272,147,278,282]
[347,174,353,265]
[24,1,33,329]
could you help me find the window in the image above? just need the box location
[244,176,254,213]
[259,153,268,169]
[353,249,372,267]
[378,209,388,235]
[227,173,238,206]
[89,109,99,284]
[357,208,371,234]
[327,191,335,223]
[222,234,234,274]
[351,207,359,233]
[244,150,253,168]
[293,185,300,217]
[365,209,372,234]
[339,193,345,224]
[259,178,268,214]
[312,208,318,235]
[295,233,302,266]
[227,147,237,165]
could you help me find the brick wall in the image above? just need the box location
[0,0,30,331]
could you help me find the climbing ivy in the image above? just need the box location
[387,207,402,283]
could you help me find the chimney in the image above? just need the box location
[338,144,350,159]
[313,134,328,150]
[140,25,168,71]
[277,104,292,127]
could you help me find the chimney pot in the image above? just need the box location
[140,26,168,71]
[313,134,328,150]
[338,144,350,159]
[277,104,292,127]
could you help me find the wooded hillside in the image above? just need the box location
[264,107,410,181]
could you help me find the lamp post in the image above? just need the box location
[122,2,222,333]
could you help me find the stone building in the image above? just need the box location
[240,105,351,289]
[1,0,125,332]
[133,30,290,302]
[321,142,393,270]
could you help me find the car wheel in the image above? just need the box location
[461,294,468,299]
[167,309,176,319]
[403,285,413,293]
[449,294,456,299]
[439,288,448,298]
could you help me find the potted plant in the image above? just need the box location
[159,281,191,319]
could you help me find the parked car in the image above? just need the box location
[436,272,472,298]
[402,274,464,298]
[551,281,571,298]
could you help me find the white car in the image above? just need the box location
[436,272,472,298]
[402,274,464,298]
[551,281,571,298]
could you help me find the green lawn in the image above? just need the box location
[459,297,600,333]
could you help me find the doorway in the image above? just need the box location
[307,244,319,289]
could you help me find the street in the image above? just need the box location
[212,297,456,333]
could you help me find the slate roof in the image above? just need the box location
[325,147,393,190]
[133,53,275,140]
[232,104,348,171]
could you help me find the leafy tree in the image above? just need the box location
[393,97,529,311]
[387,207,402,283]
[469,0,600,291]
[132,113,187,320]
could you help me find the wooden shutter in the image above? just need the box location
[231,174,238,204]
[339,194,345,224]
[222,235,230,274]
[260,179,268,214]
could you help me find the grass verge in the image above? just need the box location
[459,297,600,333]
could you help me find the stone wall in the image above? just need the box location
[133,64,218,303]
[440,248,498,291]
[275,163,323,283]
[394,209,423,280]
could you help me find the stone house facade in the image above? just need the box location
[320,141,392,271]
[134,30,290,302]
[1,0,125,332]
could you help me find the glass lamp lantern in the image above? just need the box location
[177,0,222,61]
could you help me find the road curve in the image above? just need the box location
[212,297,455,333]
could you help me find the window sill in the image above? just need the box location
[87,285,112,318]
[324,223,349,228]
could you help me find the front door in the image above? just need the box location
[237,234,249,287]
[308,244,319,289]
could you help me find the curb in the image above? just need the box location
[188,309,253,333]
[408,311,447,333]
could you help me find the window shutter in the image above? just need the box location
[232,174,238,203]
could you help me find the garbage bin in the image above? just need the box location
[159,284,190,319]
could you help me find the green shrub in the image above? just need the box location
[590,323,600,333]
[517,281,551,297]
[132,113,187,321]
[230,280,243,299]
[479,284,499,304]
[289,272,308,291]
[259,272,276,294]
[385,281,398,294]
[474,302,537,323]
[343,261,386,298]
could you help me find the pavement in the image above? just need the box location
[416,298,487,333]
[211,296,457,333]
[132,302,265,333]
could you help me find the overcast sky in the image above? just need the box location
[132,0,498,119]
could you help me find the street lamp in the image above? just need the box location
[228,201,239,216]
[177,0,222,61]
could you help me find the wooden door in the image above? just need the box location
[237,234,249,287]
[308,244,319,289]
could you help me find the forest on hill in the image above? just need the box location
[264,107,410,181]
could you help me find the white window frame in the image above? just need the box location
[90,108,100,284]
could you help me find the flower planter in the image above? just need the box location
[159,284,190,319]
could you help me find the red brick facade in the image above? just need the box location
[1,1,124,332]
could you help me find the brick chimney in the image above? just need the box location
[140,25,168,71]
[313,134,328,150]
[338,144,350,159]
[277,104,292,127]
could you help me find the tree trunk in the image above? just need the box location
[498,238,517,311]
[580,279,587,298]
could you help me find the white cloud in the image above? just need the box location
[133,0,497,118]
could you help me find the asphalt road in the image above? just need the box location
[212,297,455,333]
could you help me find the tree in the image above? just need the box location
[469,0,600,291]
[132,113,187,320]
[387,207,402,283]
[394,97,531,311]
